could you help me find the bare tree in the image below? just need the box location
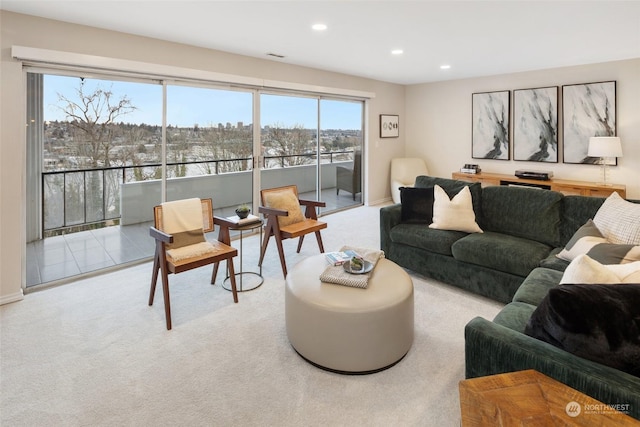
[264,123,315,167]
[56,79,136,168]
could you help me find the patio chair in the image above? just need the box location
[258,185,327,278]
[336,150,362,200]
[149,197,238,330]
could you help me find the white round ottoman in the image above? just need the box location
[285,254,414,374]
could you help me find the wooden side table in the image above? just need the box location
[459,370,638,426]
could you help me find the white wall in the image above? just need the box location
[405,59,640,199]
[0,11,405,303]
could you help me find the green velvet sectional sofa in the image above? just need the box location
[380,175,569,304]
[379,175,640,420]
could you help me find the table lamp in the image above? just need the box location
[587,136,623,186]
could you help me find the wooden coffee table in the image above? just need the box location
[459,370,638,426]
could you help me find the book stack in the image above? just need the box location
[226,214,261,226]
[325,249,359,266]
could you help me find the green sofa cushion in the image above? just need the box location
[512,267,562,306]
[539,248,569,272]
[492,302,537,333]
[480,186,562,247]
[452,232,552,277]
[389,223,467,256]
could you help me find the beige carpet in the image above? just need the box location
[0,204,503,426]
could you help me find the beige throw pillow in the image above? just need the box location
[560,254,640,285]
[560,254,621,284]
[429,184,482,233]
[264,189,305,227]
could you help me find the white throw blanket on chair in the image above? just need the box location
[161,198,216,261]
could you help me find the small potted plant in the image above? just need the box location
[235,204,251,219]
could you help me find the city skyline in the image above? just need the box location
[43,74,363,130]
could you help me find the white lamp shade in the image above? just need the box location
[588,137,623,158]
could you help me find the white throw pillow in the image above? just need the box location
[593,192,640,245]
[607,261,640,283]
[561,254,640,285]
[560,254,620,284]
[429,185,482,233]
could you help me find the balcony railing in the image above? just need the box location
[42,150,355,235]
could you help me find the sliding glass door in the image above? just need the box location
[259,93,319,201]
[319,99,364,213]
[165,85,254,217]
[259,93,364,213]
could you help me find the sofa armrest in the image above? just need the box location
[379,203,402,255]
[465,316,640,420]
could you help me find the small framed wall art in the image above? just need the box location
[562,81,616,164]
[380,114,399,138]
[472,90,510,160]
[513,86,558,162]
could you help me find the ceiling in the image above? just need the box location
[2,1,640,85]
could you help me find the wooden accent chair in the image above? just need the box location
[258,185,327,278]
[149,198,238,330]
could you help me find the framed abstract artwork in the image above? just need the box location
[472,91,510,160]
[380,114,399,138]
[562,81,616,164]
[513,86,558,162]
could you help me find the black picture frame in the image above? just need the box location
[472,90,510,160]
[513,86,558,162]
[380,114,399,138]
[562,81,617,164]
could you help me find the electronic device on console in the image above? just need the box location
[515,170,554,181]
[460,164,481,174]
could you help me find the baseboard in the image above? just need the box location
[0,289,25,306]
[367,196,393,206]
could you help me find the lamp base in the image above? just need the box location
[597,161,612,187]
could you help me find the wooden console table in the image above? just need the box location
[459,370,638,426]
[452,171,626,199]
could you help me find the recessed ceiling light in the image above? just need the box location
[312,23,327,31]
[391,49,403,55]
[440,64,451,69]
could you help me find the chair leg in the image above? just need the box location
[149,251,160,306]
[296,235,305,253]
[274,233,288,278]
[160,262,172,330]
[227,258,239,303]
[258,233,271,267]
[315,231,325,253]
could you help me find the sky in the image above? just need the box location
[43,75,362,130]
